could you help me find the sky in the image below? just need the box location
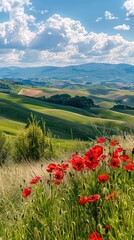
[0,0,134,67]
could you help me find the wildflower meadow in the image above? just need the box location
[2,137,134,240]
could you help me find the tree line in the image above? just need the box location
[41,94,98,109]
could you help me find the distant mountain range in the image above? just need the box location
[0,63,134,83]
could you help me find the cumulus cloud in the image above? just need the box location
[0,7,134,67]
[0,0,35,48]
[123,0,134,16]
[27,16,134,66]
[0,0,31,12]
[0,49,25,66]
[114,24,130,31]
[105,11,118,20]
[30,14,87,51]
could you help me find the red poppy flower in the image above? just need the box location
[132,148,134,155]
[54,170,64,181]
[115,147,123,153]
[111,151,119,158]
[72,153,78,158]
[22,187,31,198]
[97,154,107,162]
[124,163,134,171]
[112,147,123,158]
[56,163,69,172]
[98,174,109,183]
[78,196,88,205]
[30,176,41,184]
[67,153,78,163]
[85,145,103,161]
[110,158,120,168]
[84,145,103,170]
[88,232,102,240]
[87,194,101,203]
[110,140,119,146]
[120,155,132,163]
[84,157,99,170]
[105,191,116,201]
[61,163,69,171]
[97,137,106,143]
[72,156,85,171]
[52,179,61,185]
[46,163,57,172]
[105,225,110,233]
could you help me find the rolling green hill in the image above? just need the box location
[0,92,134,139]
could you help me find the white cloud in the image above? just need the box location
[123,0,134,16]
[0,0,35,47]
[95,17,102,23]
[27,16,134,66]
[0,11,134,66]
[0,49,25,66]
[105,11,118,20]
[0,0,31,12]
[114,24,130,31]
[30,14,87,51]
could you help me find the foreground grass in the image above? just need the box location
[0,135,134,240]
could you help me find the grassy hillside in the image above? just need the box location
[17,85,134,108]
[2,81,134,109]
[0,92,134,139]
[88,87,134,108]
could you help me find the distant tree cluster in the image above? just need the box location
[112,104,134,110]
[0,82,11,89]
[43,94,96,109]
[0,82,11,93]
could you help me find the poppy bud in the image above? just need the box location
[123,149,126,155]
[105,225,110,233]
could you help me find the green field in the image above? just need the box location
[0,91,134,139]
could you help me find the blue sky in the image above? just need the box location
[0,0,134,67]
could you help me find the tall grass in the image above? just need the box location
[0,135,134,240]
[0,131,10,166]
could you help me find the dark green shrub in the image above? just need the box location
[14,116,52,162]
